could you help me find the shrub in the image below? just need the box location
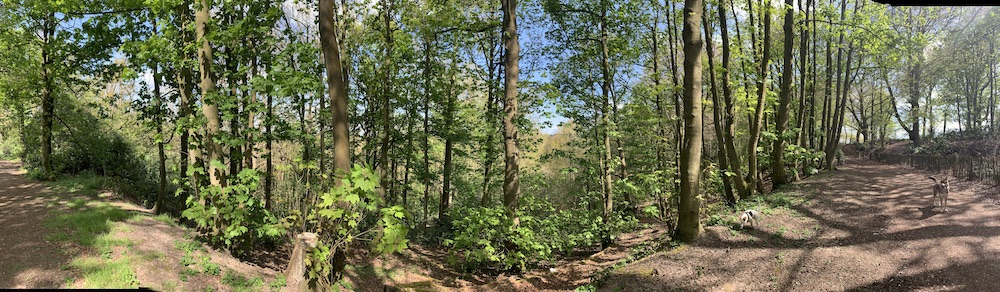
[181,166,284,253]
[444,206,550,272]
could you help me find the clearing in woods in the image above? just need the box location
[5,157,1000,291]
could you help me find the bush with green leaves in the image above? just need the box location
[289,165,408,288]
[181,165,284,253]
[444,206,551,272]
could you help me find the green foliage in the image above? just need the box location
[445,195,640,273]
[444,206,551,272]
[182,167,284,253]
[297,165,408,285]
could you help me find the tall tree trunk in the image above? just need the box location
[807,0,818,149]
[747,0,771,196]
[718,0,750,200]
[265,82,273,209]
[824,0,848,170]
[703,3,736,205]
[422,35,433,227]
[40,14,53,179]
[501,0,522,225]
[599,1,614,230]
[319,0,352,280]
[152,42,167,214]
[439,70,456,223]
[196,0,224,186]
[175,3,194,195]
[667,0,683,188]
[796,0,811,147]
[379,0,393,202]
[771,0,795,188]
[676,0,705,243]
[481,64,499,206]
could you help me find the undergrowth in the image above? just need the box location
[44,201,139,288]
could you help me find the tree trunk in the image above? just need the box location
[40,14,54,180]
[319,0,352,280]
[379,0,393,202]
[770,0,795,188]
[718,0,750,200]
[501,0,522,225]
[175,4,194,195]
[599,1,614,229]
[676,0,705,243]
[422,35,433,227]
[152,56,167,214]
[439,70,456,223]
[747,0,771,196]
[824,0,848,170]
[196,0,224,186]
[703,3,736,205]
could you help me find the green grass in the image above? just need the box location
[43,199,139,288]
[47,172,108,197]
[69,256,138,288]
[269,274,286,291]
[44,203,134,247]
[222,270,264,292]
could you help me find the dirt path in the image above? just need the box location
[0,161,280,289]
[602,158,1000,291]
[0,161,73,288]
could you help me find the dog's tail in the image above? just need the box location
[929,176,939,183]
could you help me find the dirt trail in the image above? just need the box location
[0,161,72,288]
[0,161,279,289]
[603,158,1000,291]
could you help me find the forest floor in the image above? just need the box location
[601,157,1000,291]
[7,157,1000,291]
[0,160,283,290]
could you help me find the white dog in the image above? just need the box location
[740,209,761,229]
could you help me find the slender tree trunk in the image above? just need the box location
[439,70,456,223]
[771,0,795,188]
[599,1,614,230]
[718,0,749,200]
[422,36,433,227]
[796,0,811,147]
[703,3,736,205]
[379,0,393,201]
[824,0,848,170]
[152,44,167,214]
[501,0,522,225]
[747,0,771,196]
[40,14,53,179]
[175,4,193,194]
[481,64,499,206]
[319,0,352,280]
[667,0,683,187]
[676,0,705,243]
[403,104,413,208]
[807,0,818,149]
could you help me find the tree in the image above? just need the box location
[501,0,522,224]
[319,0,352,280]
[675,0,704,243]
[770,0,795,187]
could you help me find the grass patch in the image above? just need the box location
[69,256,138,288]
[269,274,286,291]
[47,172,108,197]
[222,270,264,292]
[44,199,140,288]
[44,203,134,247]
[152,213,175,224]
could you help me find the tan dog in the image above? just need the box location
[929,176,950,212]
[740,209,760,229]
